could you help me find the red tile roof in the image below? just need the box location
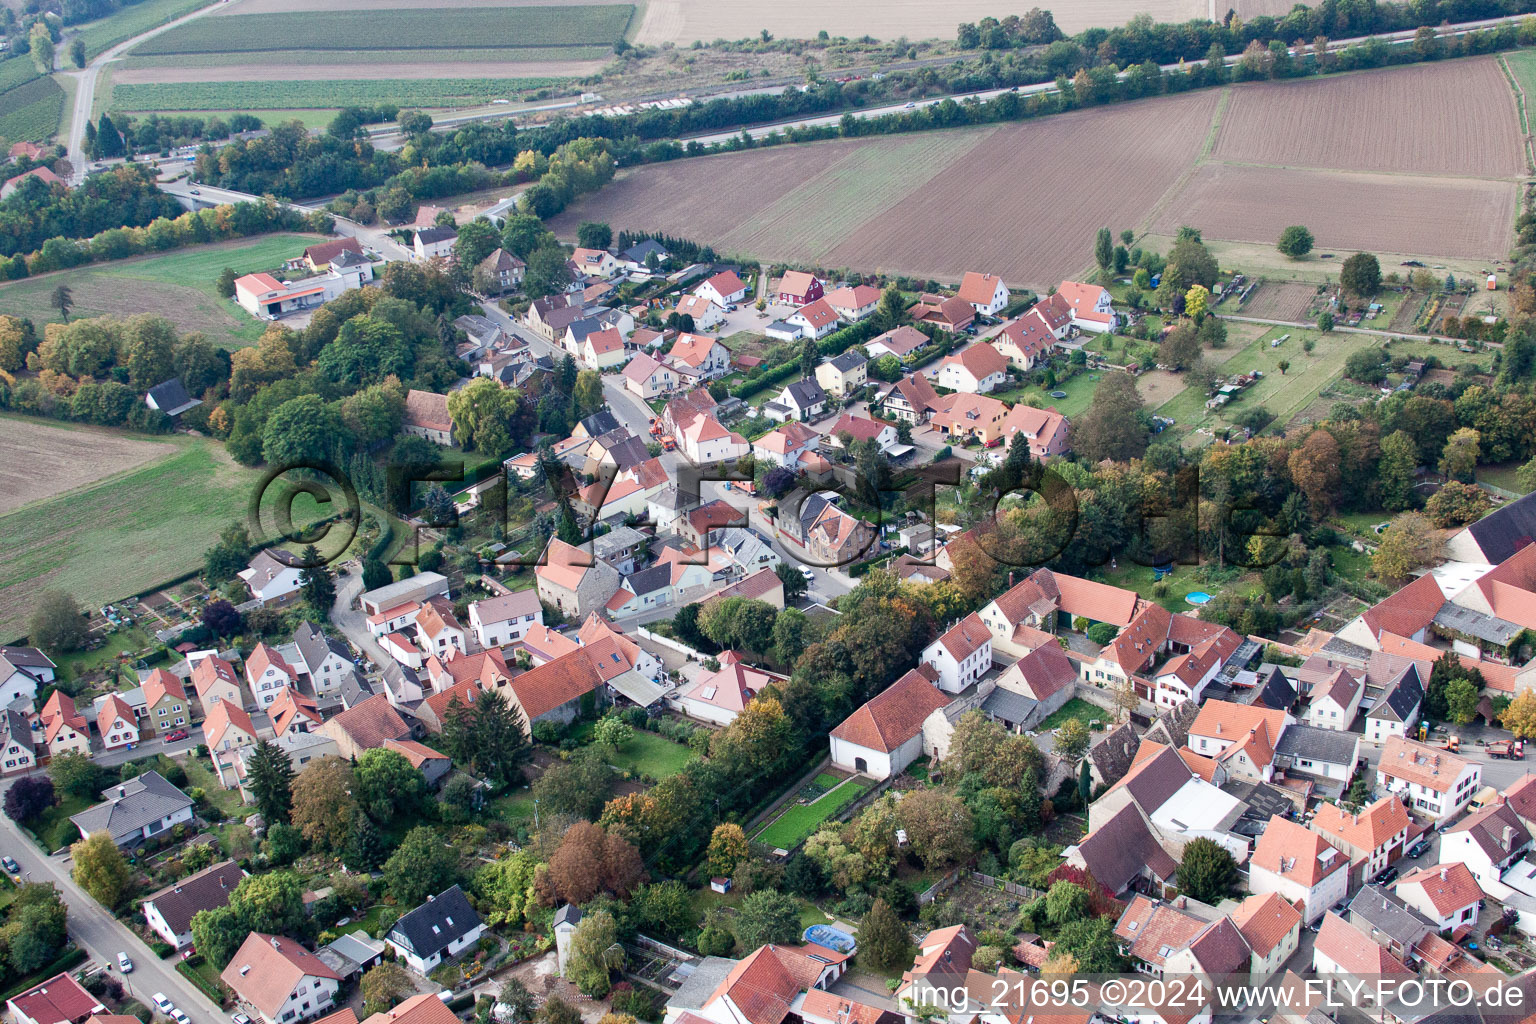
[191,655,240,700]
[1379,736,1473,793]
[1311,793,1410,854]
[829,413,891,443]
[143,667,187,708]
[9,972,103,1024]
[506,648,604,721]
[943,342,1007,381]
[935,612,990,662]
[325,693,410,749]
[831,666,948,753]
[222,933,342,1018]
[1362,572,1446,640]
[1252,816,1347,887]
[795,298,839,330]
[202,699,256,748]
[1229,891,1301,958]
[1396,862,1483,916]
[1315,912,1411,975]
[957,272,1005,306]
[97,694,136,736]
[702,270,746,297]
[403,389,452,433]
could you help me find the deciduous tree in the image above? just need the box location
[72,831,132,910]
[1277,226,1314,259]
[1502,691,1536,739]
[354,747,427,825]
[5,775,55,824]
[1340,252,1381,296]
[897,789,975,869]
[29,590,87,653]
[290,757,357,852]
[384,826,460,906]
[734,890,803,949]
[706,823,749,877]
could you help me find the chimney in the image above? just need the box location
[117,786,125,799]
[1440,867,1448,882]
[270,937,281,950]
[240,965,250,975]
[1505,826,1517,850]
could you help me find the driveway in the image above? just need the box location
[0,778,226,1021]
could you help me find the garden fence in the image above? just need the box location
[970,872,1044,900]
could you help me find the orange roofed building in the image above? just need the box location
[829,665,950,779]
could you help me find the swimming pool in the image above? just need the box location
[1186,591,1213,605]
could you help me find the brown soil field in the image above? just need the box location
[1211,58,1523,177]
[0,418,169,514]
[553,90,1220,288]
[113,59,606,83]
[1152,163,1516,260]
[1238,280,1317,321]
[218,0,619,12]
[1137,369,1188,406]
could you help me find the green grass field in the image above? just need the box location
[75,0,217,58]
[28,793,91,853]
[111,76,566,114]
[135,5,632,54]
[753,779,867,850]
[1038,697,1108,732]
[0,233,324,350]
[608,731,695,779]
[0,432,262,642]
[1505,49,1536,109]
[991,368,1099,419]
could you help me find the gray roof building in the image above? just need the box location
[1274,723,1360,769]
[1367,664,1425,723]
[387,885,482,963]
[70,771,194,847]
[145,377,201,417]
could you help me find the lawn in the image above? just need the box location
[29,792,91,853]
[489,788,538,825]
[338,903,393,939]
[608,731,694,779]
[1479,462,1531,496]
[179,755,245,818]
[0,433,263,643]
[1036,697,1109,732]
[989,368,1099,418]
[0,233,326,350]
[752,778,867,850]
[689,884,829,932]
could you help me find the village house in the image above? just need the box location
[535,538,622,620]
[826,284,881,321]
[956,271,1010,315]
[1377,736,1482,824]
[318,694,413,760]
[1394,863,1483,932]
[39,692,90,757]
[0,646,56,707]
[753,421,822,468]
[1439,801,1532,892]
[1065,801,1179,897]
[696,270,749,307]
[581,326,628,371]
[222,933,342,1024]
[238,549,304,605]
[1112,895,1251,978]
[1310,794,1412,885]
[881,373,941,425]
[829,665,949,778]
[205,700,260,787]
[144,377,202,418]
[1335,571,1445,651]
[293,621,356,699]
[907,293,975,332]
[668,333,732,380]
[270,687,322,738]
[673,293,725,330]
[1249,816,1350,923]
[1185,700,1292,781]
[96,694,139,751]
[921,613,993,693]
[1307,667,1363,730]
[70,771,195,848]
[825,413,898,452]
[1229,891,1303,976]
[983,641,1077,732]
[143,859,245,949]
[929,392,1010,445]
[678,408,750,466]
[476,248,524,292]
[776,271,824,305]
[1313,912,1411,982]
[0,710,34,774]
[623,351,679,399]
[413,225,457,261]
[402,389,455,447]
[865,325,929,361]
[468,590,543,650]
[976,566,1141,657]
[777,491,876,568]
[936,343,1008,394]
[245,643,298,711]
[138,667,190,736]
[764,378,828,423]
[1000,403,1070,458]
[816,350,868,396]
[414,601,467,659]
[571,247,622,279]
[992,315,1053,370]
[894,925,976,1010]
[1056,280,1118,332]
[386,885,486,974]
[1364,664,1425,742]
[232,265,366,319]
[6,972,105,1024]
[786,298,841,340]
[676,651,786,725]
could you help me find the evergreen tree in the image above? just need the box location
[871,285,908,333]
[1094,227,1114,281]
[362,557,392,591]
[96,114,124,158]
[557,494,582,545]
[297,545,335,610]
[344,809,387,870]
[859,898,915,971]
[245,740,295,825]
[800,338,819,380]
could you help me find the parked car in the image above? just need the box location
[1408,839,1431,858]
[172,1010,191,1024]
[164,729,188,742]
[1375,865,1399,884]
[152,994,174,1016]
[233,1014,252,1024]
[117,952,133,973]
[1,856,18,874]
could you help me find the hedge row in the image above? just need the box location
[0,948,88,1002]
[730,319,884,400]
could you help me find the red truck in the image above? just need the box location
[1489,740,1525,760]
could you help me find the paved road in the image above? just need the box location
[157,178,413,262]
[60,0,226,184]
[0,778,227,1023]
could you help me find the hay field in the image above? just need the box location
[559,56,1521,286]
[1210,59,1523,177]
[553,90,1221,288]
[0,429,261,643]
[0,417,169,515]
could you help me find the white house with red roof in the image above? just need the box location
[1250,816,1350,923]
[977,566,1142,658]
[679,410,749,466]
[1376,736,1481,824]
[1229,891,1302,975]
[894,926,975,1009]
[673,293,725,330]
[677,652,786,725]
[1186,700,1292,781]
[233,268,359,319]
[989,641,1076,725]
[956,272,1010,315]
[1055,280,1118,333]
[829,665,950,778]
[1026,292,1074,340]
[1336,571,1446,651]
[1395,862,1483,932]
[825,284,880,321]
[576,476,647,521]
[581,326,628,371]
[222,933,342,1024]
[864,325,929,360]
[696,270,748,307]
[921,613,993,693]
[571,247,622,279]
[753,422,821,468]
[39,691,90,757]
[825,413,897,453]
[96,694,139,751]
[787,298,841,340]
[668,333,731,380]
[1313,912,1412,980]
[936,343,1007,394]
[246,641,299,710]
